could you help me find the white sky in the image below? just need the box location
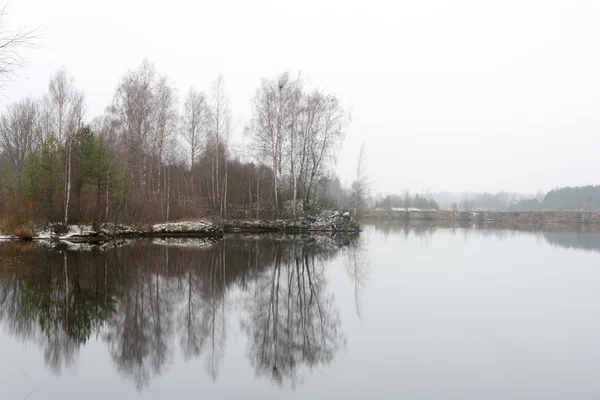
[4,0,600,195]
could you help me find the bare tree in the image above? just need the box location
[249,73,293,213]
[0,97,41,186]
[107,60,178,210]
[153,76,177,195]
[302,92,348,207]
[209,75,231,220]
[44,68,85,224]
[0,5,38,87]
[179,88,210,192]
[250,73,349,215]
[46,68,69,144]
[108,60,157,195]
[286,74,304,215]
[350,141,368,217]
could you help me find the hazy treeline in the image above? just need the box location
[508,185,600,211]
[430,187,600,212]
[373,191,534,212]
[374,192,440,210]
[0,63,354,231]
[431,191,537,212]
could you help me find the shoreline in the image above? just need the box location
[0,211,360,243]
[362,210,600,225]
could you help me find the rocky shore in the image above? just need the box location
[0,221,224,243]
[224,210,360,233]
[0,211,361,243]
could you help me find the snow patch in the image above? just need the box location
[152,220,219,233]
[152,238,216,248]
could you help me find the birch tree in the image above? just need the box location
[180,88,210,192]
[209,75,231,220]
[0,5,37,87]
[302,92,347,207]
[0,97,41,186]
[286,75,304,215]
[44,68,85,224]
[108,60,157,195]
[249,72,349,214]
[249,73,292,213]
[350,141,369,217]
[153,76,178,195]
[108,60,178,203]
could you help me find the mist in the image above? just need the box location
[3,0,598,195]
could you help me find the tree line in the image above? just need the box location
[374,192,440,210]
[508,185,600,211]
[430,191,536,212]
[0,63,356,232]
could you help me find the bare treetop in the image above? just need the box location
[0,5,38,88]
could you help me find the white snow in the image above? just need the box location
[33,224,97,240]
[152,238,215,248]
[152,220,216,233]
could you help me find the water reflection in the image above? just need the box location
[0,234,358,390]
[368,220,600,252]
[0,242,116,374]
[2,226,600,398]
[345,236,370,320]
[241,238,348,387]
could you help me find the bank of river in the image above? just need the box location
[0,210,360,243]
[363,209,600,225]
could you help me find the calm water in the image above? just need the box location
[1,223,600,399]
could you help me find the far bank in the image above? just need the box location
[362,209,600,225]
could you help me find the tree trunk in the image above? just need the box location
[216,141,220,220]
[190,148,195,195]
[223,157,228,220]
[64,139,72,225]
[211,158,216,216]
[166,165,170,222]
[256,171,260,220]
[290,129,297,216]
[272,156,279,215]
[105,165,111,223]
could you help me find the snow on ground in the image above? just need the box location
[34,224,104,240]
[152,220,217,233]
[152,238,216,248]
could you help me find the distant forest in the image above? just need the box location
[375,193,440,210]
[376,186,600,212]
[508,186,600,212]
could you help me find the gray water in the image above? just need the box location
[1,223,600,399]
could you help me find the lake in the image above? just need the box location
[1,222,600,399]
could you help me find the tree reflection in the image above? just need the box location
[241,237,347,387]
[0,235,356,390]
[103,263,174,389]
[0,243,117,373]
[367,219,600,252]
[345,236,370,320]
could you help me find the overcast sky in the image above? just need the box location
[4,0,600,195]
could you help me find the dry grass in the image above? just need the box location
[1,194,38,239]
[9,226,35,240]
[7,225,35,240]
